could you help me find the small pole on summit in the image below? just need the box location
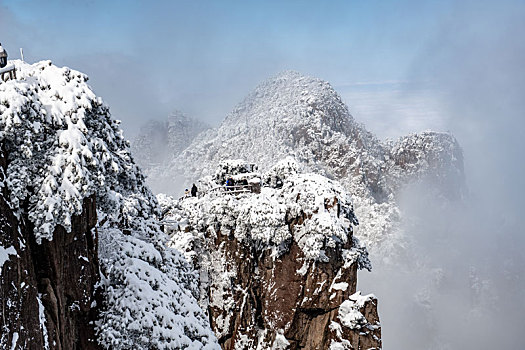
[20,48,24,62]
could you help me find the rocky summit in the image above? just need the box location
[161,159,381,349]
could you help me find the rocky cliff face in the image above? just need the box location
[162,159,381,349]
[204,234,381,350]
[0,151,100,348]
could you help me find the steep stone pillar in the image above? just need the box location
[0,154,101,350]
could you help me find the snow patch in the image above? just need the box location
[271,330,290,350]
[10,332,18,350]
[37,294,50,350]
[331,282,349,291]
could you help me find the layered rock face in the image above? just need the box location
[163,159,381,349]
[0,155,100,348]
[206,233,381,350]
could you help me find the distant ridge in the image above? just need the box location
[131,111,210,170]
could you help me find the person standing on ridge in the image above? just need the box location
[0,43,7,68]
[226,177,234,191]
[191,184,197,197]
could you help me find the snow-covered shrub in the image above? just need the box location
[263,156,299,188]
[212,159,257,185]
[337,292,376,330]
[0,60,158,242]
[97,229,218,349]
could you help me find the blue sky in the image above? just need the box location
[2,0,522,203]
[1,0,464,134]
[3,0,447,76]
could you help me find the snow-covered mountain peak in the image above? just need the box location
[157,70,382,195]
[222,70,356,135]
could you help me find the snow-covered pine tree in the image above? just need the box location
[0,60,219,349]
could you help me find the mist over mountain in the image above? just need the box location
[2,58,521,349]
[151,71,464,249]
[2,1,523,348]
[131,111,210,171]
[143,70,523,349]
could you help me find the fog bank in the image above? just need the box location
[359,2,525,348]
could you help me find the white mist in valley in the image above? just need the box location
[359,2,525,348]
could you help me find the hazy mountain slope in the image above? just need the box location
[171,71,383,195]
[131,111,210,171]
[132,112,210,194]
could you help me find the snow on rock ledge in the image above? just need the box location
[329,292,381,350]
